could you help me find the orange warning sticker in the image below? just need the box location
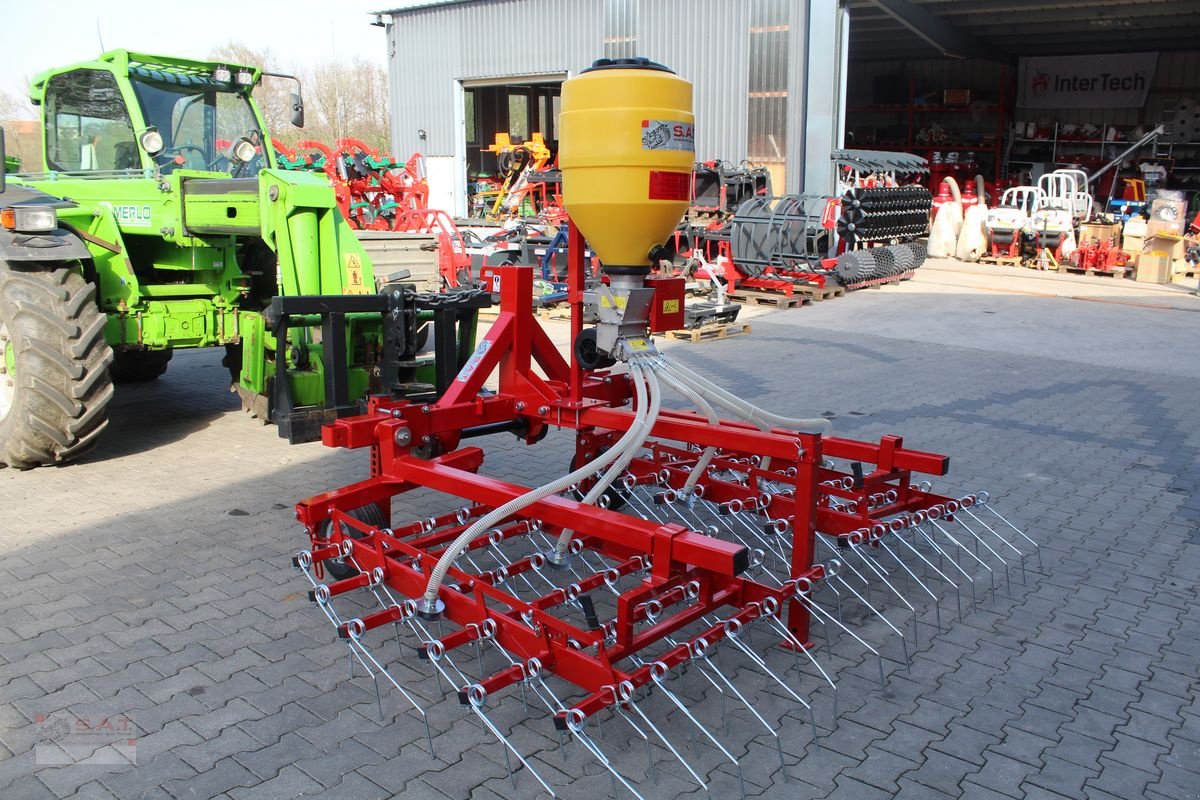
[648,171,689,201]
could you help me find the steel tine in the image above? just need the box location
[907,526,967,618]
[960,508,1027,584]
[725,617,821,742]
[464,684,557,798]
[978,500,1042,571]
[605,686,658,781]
[938,516,1010,593]
[848,540,915,614]
[623,680,709,791]
[816,536,871,588]
[922,522,988,602]
[649,662,747,800]
[562,709,648,800]
[694,643,787,777]
[344,631,434,754]
[827,561,910,667]
[760,612,837,694]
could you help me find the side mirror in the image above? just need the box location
[290,92,305,128]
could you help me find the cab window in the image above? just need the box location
[43,69,138,172]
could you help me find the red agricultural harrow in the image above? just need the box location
[291,59,1037,798]
[274,138,472,287]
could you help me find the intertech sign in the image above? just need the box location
[1017,52,1158,109]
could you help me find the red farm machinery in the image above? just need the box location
[290,59,1037,798]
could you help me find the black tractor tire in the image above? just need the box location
[109,348,172,383]
[317,503,387,581]
[0,264,114,469]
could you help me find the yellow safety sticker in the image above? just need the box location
[627,338,650,352]
[662,299,679,313]
[344,253,367,295]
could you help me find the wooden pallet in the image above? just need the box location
[1058,266,1129,278]
[843,271,913,291]
[791,284,846,302]
[730,290,807,309]
[667,322,753,343]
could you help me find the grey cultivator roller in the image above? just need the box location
[835,240,928,287]
[290,60,1038,799]
[837,185,933,245]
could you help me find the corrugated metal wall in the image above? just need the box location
[385,0,822,200]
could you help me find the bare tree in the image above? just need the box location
[208,42,391,158]
[1,87,40,169]
[301,58,390,154]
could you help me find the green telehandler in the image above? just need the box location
[0,50,485,469]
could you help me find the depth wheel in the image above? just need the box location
[0,263,114,469]
[317,503,387,581]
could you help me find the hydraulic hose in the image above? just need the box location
[420,360,653,611]
[656,366,719,496]
[660,356,833,436]
[551,359,663,558]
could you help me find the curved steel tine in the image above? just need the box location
[908,526,969,619]
[816,536,870,587]
[730,617,820,740]
[933,519,1002,571]
[467,695,557,798]
[651,668,747,800]
[347,636,434,754]
[696,649,787,776]
[567,717,648,800]
[624,685,709,791]
[624,488,667,524]
[979,502,1040,557]
[831,572,910,667]
[606,691,658,781]
[919,523,986,605]
[959,509,1026,585]
[795,591,881,661]
[849,541,915,612]
[960,508,1023,557]
[892,528,962,589]
[760,614,837,693]
[935,517,1009,593]
[724,626,814,710]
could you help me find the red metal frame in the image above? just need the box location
[297,218,966,724]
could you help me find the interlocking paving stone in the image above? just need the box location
[3,278,1198,799]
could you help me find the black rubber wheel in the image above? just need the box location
[318,503,387,581]
[574,328,616,371]
[569,453,628,512]
[109,348,172,383]
[0,263,114,469]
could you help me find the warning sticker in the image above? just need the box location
[661,299,680,314]
[648,171,690,201]
[641,119,694,152]
[344,253,368,295]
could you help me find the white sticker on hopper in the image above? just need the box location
[642,120,695,151]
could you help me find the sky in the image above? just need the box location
[0,0,390,113]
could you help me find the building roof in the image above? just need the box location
[375,0,473,14]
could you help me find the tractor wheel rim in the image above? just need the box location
[0,320,14,421]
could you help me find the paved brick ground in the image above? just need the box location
[1,270,1197,799]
